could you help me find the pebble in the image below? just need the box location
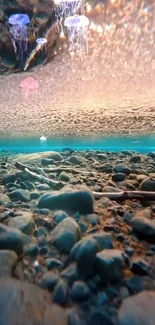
[51,217,81,253]
[96,249,124,285]
[71,281,90,302]
[70,237,100,278]
[0,224,24,255]
[0,250,18,276]
[41,271,60,290]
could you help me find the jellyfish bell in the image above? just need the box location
[8,13,30,58]
[64,14,89,54]
[20,77,39,102]
[36,38,47,45]
[40,136,47,148]
[54,0,85,29]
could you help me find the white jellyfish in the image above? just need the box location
[64,14,89,54]
[54,0,85,32]
[36,37,47,61]
[40,136,47,148]
[8,14,30,58]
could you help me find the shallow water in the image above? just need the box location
[1,134,155,153]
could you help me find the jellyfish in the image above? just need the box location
[20,77,39,102]
[40,136,47,148]
[8,14,30,57]
[36,38,47,61]
[54,0,85,32]
[64,14,89,54]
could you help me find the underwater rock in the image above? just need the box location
[38,187,94,214]
[0,250,18,276]
[118,291,155,325]
[8,189,30,202]
[96,249,124,285]
[8,213,35,235]
[67,155,86,165]
[92,232,113,250]
[51,217,81,253]
[71,281,90,302]
[112,173,126,182]
[41,271,60,291]
[0,224,24,255]
[0,277,67,325]
[113,164,131,176]
[131,217,155,241]
[70,237,100,278]
[52,210,69,224]
[13,152,63,165]
[59,171,70,182]
[53,279,69,307]
[140,177,155,191]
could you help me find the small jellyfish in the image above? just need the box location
[64,14,89,54]
[54,0,84,31]
[36,37,47,61]
[20,77,39,102]
[8,13,30,58]
[40,136,47,148]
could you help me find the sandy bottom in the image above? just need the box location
[0,50,155,139]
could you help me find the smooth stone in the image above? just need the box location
[125,276,153,294]
[61,264,78,285]
[37,226,47,237]
[0,277,67,325]
[30,191,40,200]
[46,258,63,270]
[112,173,126,182]
[86,214,100,226]
[70,237,100,278]
[38,187,94,214]
[92,232,113,249]
[24,180,35,190]
[39,208,50,215]
[96,249,124,284]
[13,152,63,164]
[71,281,90,302]
[97,197,113,208]
[51,217,81,254]
[130,155,141,163]
[25,244,38,257]
[131,217,155,240]
[52,210,69,224]
[0,224,24,255]
[37,184,51,191]
[41,271,60,290]
[113,164,131,175]
[2,173,17,184]
[67,155,86,165]
[8,214,35,235]
[118,291,155,325]
[131,258,149,275]
[140,177,155,191]
[123,211,134,224]
[59,172,70,182]
[8,189,30,202]
[0,194,10,204]
[0,250,18,276]
[53,279,68,306]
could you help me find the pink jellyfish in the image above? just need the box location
[20,76,39,101]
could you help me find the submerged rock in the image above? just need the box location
[96,249,124,285]
[0,224,24,255]
[51,217,81,253]
[38,186,94,214]
[118,291,155,325]
[0,278,67,325]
